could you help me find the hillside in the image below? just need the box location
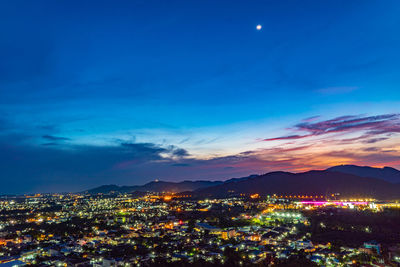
[85,180,223,194]
[192,170,400,199]
[327,165,400,183]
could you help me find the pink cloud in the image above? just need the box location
[264,114,400,141]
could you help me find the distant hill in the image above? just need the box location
[85,166,400,199]
[192,170,400,199]
[85,180,223,194]
[224,174,259,184]
[326,165,400,183]
[85,184,135,194]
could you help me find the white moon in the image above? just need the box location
[256,24,262,30]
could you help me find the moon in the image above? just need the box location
[256,24,262,30]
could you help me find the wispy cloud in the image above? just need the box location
[317,86,359,95]
[263,134,312,141]
[42,135,71,141]
[250,114,400,172]
[264,114,400,141]
[301,115,320,122]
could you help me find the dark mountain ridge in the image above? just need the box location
[85,180,223,194]
[85,174,258,194]
[85,165,400,199]
[192,170,400,199]
[326,165,400,183]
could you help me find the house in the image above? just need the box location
[363,241,381,255]
[294,240,314,251]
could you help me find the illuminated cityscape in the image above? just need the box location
[1,191,400,266]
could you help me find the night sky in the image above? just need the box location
[1,0,400,194]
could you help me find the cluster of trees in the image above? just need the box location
[306,208,400,246]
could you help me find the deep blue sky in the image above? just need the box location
[1,0,400,194]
